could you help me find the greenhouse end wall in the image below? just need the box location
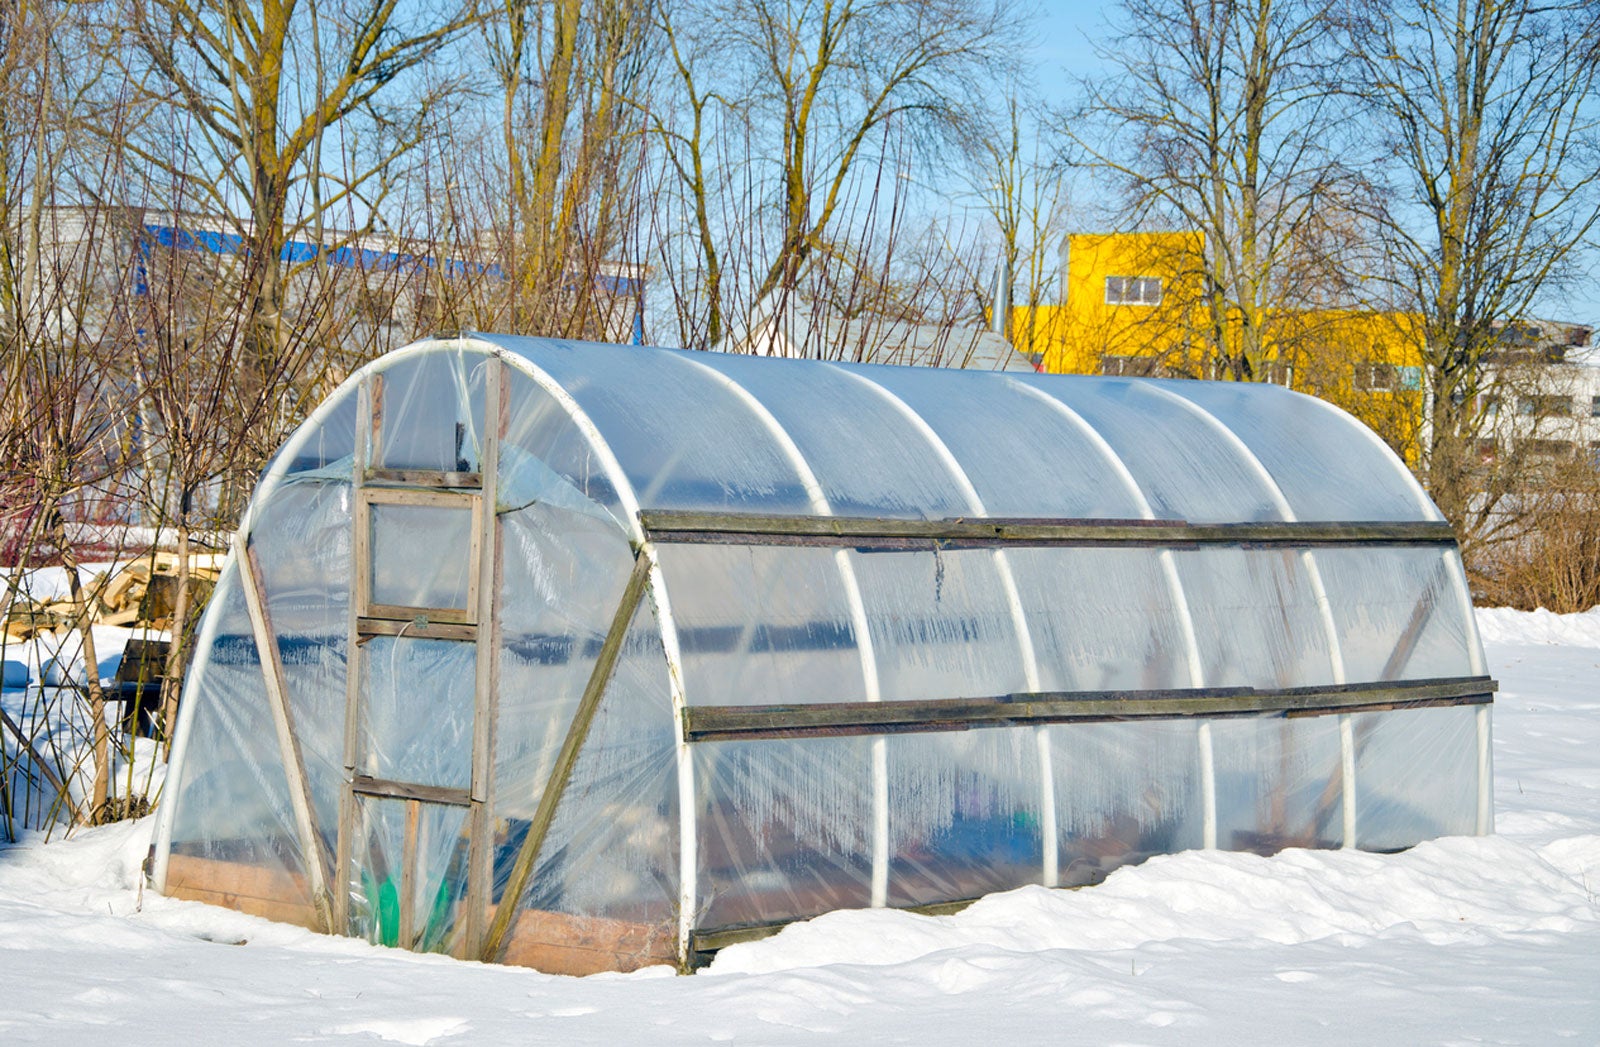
[153,334,1495,975]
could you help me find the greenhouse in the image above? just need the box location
[152,333,1495,976]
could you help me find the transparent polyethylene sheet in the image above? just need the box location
[655,544,864,707]
[368,502,475,612]
[1353,705,1478,848]
[450,337,1433,534]
[1050,720,1205,885]
[1154,379,1439,523]
[509,599,677,931]
[349,797,470,952]
[374,349,487,473]
[655,543,1472,706]
[885,728,1044,908]
[493,504,636,824]
[694,737,875,927]
[166,568,311,897]
[249,478,353,841]
[360,636,476,789]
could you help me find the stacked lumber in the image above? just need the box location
[2,551,225,639]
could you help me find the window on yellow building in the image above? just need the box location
[1104,276,1162,305]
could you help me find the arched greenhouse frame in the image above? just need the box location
[152,334,1495,975]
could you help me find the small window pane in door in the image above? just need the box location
[370,503,475,612]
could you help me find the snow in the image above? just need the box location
[3,607,1599,1044]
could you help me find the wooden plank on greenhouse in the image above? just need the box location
[356,617,477,642]
[237,535,335,933]
[363,602,475,627]
[366,468,482,490]
[682,675,1498,742]
[639,510,1459,549]
[165,854,319,931]
[501,909,676,976]
[351,775,473,807]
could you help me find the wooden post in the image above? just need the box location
[464,357,503,958]
[334,377,375,934]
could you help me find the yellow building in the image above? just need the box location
[1012,231,1427,458]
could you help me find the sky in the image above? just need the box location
[1021,3,1600,328]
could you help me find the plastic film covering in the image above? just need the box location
[271,387,358,478]
[1004,547,1192,691]
[492,504,636,823]
[690,352,977,518]
[498,367,627,522]
[846,366,1150,519]
[1154,380,1440,523]
[164,568,315,919]
[694,736,875,927]
[1351,705,1478,849]
[368,502,475,612]
[1174,547,1336,688]
[359,637,476,788]
[851,549,1029,699]
[1010,376,1284,522]
[1050,720,1205,886]
[503,598,678,963]
[349,797,471,952]
[518,339,816,515]
[247,477,352,837]
[1314,548,1473,681]
[655,544,866,707]
[1211,716,1346,850]
[375,348,487,473]
[886,728,1043,907]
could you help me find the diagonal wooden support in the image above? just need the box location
[479,550,655,962]
[236,531,335,933]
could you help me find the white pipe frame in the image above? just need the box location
[667,354,891,906]
[823,365,1055,887]
[1302,395,1493,835]
[1142,383,1355,849]
[1002,380,1212,846]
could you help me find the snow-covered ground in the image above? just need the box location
[2,607,1597,1045]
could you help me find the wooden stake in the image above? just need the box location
[480,551,654,962]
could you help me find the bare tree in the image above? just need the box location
[121,0,480,377]
[653,0,1016,348]
[0,0,158,826]
[483,0,654,337]
[964,88,1069,354]
[1079,0,1357,381]
[1345,0,1600,541]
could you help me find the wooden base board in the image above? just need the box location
[502,908,676,976]
[164,853,319,930]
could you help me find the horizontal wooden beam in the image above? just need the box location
[356,616,478,642]
[363,602,474,627]
[682,676,1496,742]
[639,511,1458,549]
[351,775,473,807]
[366,468,483,490]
